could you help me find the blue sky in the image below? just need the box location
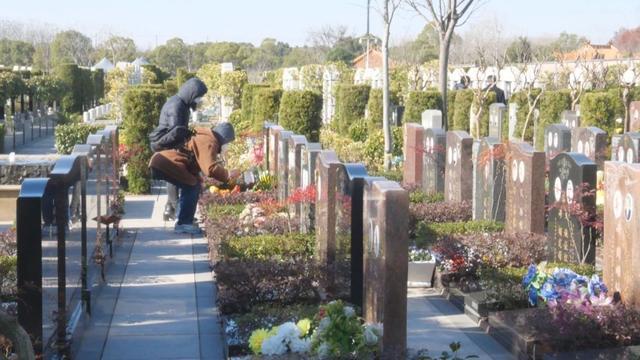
[3,0,639,49]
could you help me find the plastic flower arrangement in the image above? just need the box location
[248,318,313,355]
[522,262,609,307]
[310,300,381,359]
[409,247,433,262]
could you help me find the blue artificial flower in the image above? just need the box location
[588,275,608,297]
[551,268,578,288]
[528,286,538,306]
[540,279,559,301]
[522,264,537,288]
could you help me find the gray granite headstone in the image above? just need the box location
[571,127,607,169]
[561,110,580,129]
[473,137,506,222]
[544,124,572,160]
[444,131,473,203]
[422,128,446,195]
[301,143,322,233]
[548,153,597,264]
[612,132,640,164]
[277,131,293,202]
[421,109,442,129]
[489,103,506,141]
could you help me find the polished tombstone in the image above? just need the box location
[612,132,640,164]
[277,131,294,202]
[544,124,572,160]
[300,143,322,233]
[315,150,342,285]
[508,103,518,140]
[422,128,446,194]
[287,135,307,218]
[268,125,284,175]
[335,163,369,308]
[444,131,473,203]
[421,109,442,129]
[489,103,507,141]
[630,101,640,132]
[403,123,425,186]
[561,110,580,129]
[363,180,408,357]
[571,127,607,169]
[505,141,546,234]
[548,153,597,264]
[262,122,277,171]
[603,161,640,309]
[473,138,506,222]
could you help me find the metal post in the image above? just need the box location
[80,158,90,314]
[55,184,69,357]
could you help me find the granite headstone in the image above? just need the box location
[422,128,446,195]
[403,123,425,186]
[444,131,473,203]
[473,138,506,222]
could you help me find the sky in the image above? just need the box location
[2,0,639,49]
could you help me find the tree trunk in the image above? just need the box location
[438,28,454,131]
[382,17,393,170]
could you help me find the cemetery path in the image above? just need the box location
[407,289,513,360]
[11,133,56,155]
[76,194,225,360]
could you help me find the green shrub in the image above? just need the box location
[92,69,105,102]
[348,120,368,142]
[447,90,457,129]
[366,88,399,128]
[364,129,384,169]
[54,123,102,154]
[404,90,442,123]
[220,233,315,260]
[278,90,322,142]
[409,190,444,204]
[54,63,83,114]
[392,126,403,156]
[369,168,403,182]
[580,89,624,137]
[334,84,370,133]
[241,84,270,126]
[534,90,573,150]
[452,90,473,131]
[252,87,282,131]
[122,86,167,194]
[228,109,249,133]
[207,203,246,219]
[80,67,95,109]
[509,90,541,142]
[414,220,504,248]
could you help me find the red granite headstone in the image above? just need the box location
[630,101,640,133]
[403,123,425,186]
[571,127,607,170]
[444,131,473,203]
[505,141,546,234]
[604,161,640,309]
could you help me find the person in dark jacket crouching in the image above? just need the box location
[149,77,208,221]
[149,122,241,234]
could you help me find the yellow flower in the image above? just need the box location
[296,318,311,337]
[268,326,279,337]
[248,328,270,355]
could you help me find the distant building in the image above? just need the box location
[93,58,115,73]
[562,42,623,61]
[352,48,384,70]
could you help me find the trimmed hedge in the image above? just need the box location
[334,84,370,133]
[452,89,473,131]
[220,233,315,260]
[580,89,624,137]
[404,90,442,123]
[55,64,83,113]
[92,69,105,103]
[538,90,572,150]
[122,86,167,194]
[414,220,504,248]
[55,123,102,154]
[447,90,457,129]
[240,84,270,127]
[252,87,282,131]
[366,88,400,128]
[278,90,322,142]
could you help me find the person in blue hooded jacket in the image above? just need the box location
[149,77,208,220]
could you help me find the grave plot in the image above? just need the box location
[544,123,572,160]
[505,141,545,234]
[403,123,425,186]
[444,131,473,203]
[571,126,607,169]
[422,128,446,195]
[473,138,506,222]
[612,132,640,163]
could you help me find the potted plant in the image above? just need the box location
[408,247,436,287]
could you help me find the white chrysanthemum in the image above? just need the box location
[261,334,287,355]
[363,326,379,346]
[317,343,331,359]
[277,322,300,340]
[289,337,311,353]
[343,306,355,318]
[317,317,331,333]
